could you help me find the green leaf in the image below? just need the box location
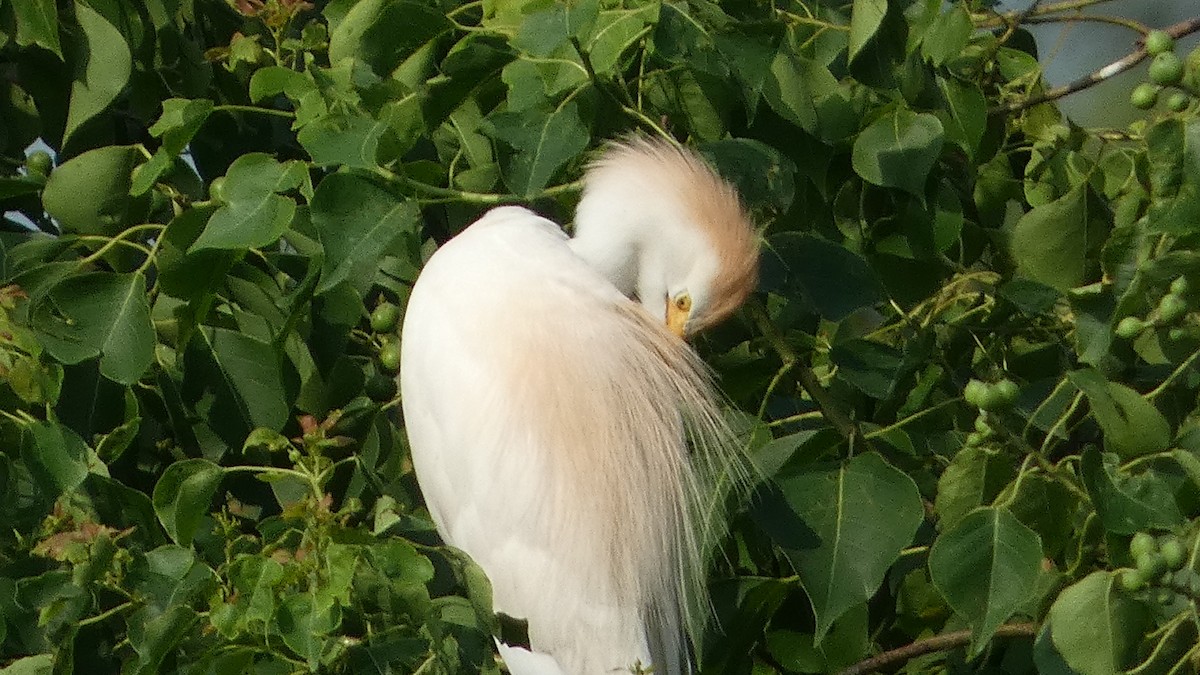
[1080,447,1183,535]
[584,6,656,74]
[11,0,61,57]
[152,459,224,546]
[513,0,599,57]
[1011,188,1109,291]
[63,3,132,147]
[936,77,986,161]
[126,605,198,675]
[0,654,53,675]
[934,446,1011,531]
[847,0,887,62]
[20,421,95,498]
[249,66,318,103]
[1145,117,1200,235]
[278,594,340,669]
[298,113,400,168]
[830,339,903,399]
[769,233,885,321]
[191,154,306,251]
[327,0,451,76]
[1067,369,1171,458]
[851,109,944,197]
[310,172,419,295]
[183,327,290,447]
[33,272,155,384]
[488,102,590,198]
[148,98,214,156]
[928,507,1043,654]
[755,452,923,641]
[42,146,149,236]
[1045,571,1151,675]
[920,3,972,66]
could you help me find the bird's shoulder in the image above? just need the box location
[416,206,622,307]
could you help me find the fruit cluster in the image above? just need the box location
[366,300,401,401]
[1119,531,1197,597]
[1115,276,1191,340]
[963,378,1019,446]
[1130,31,1198,112]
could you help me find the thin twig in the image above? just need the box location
[747,300,874,452]
[837,623,1039,675]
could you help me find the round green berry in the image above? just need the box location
[1158,293,1188,323]
[378,340,401,373]
[1119,567,1148,592]
[370,302,400,333]
[964,379,988,409]
[1171,276,1189,296]
[1131,532,1157,559]
[1115,316,1147,339]
[1136,551,1168,578]
[992,379,1019,408]
[1145,31,1175,56]
[1150,53,1185,86]
[1131,83,1160,110]
[24,150,52,177]
[1161,538,1187,571]
[1168,92,1191,113]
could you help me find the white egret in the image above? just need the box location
[399,137,758,674]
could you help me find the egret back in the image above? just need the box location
[399,206,745,674]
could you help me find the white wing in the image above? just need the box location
[400,206,733,674]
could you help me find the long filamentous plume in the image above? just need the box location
[495,298,751,673]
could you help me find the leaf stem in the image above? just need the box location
[74,224,166,268]
[213,104,295,119]
[1145,346,1200,400]
[864,397,963,440]
[78,601,137,627]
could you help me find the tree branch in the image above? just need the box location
[837,623,1039,675]
[998,17,1200,114]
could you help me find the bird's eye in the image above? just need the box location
[674,294,692,312]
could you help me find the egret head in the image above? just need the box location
[572,137,758,338]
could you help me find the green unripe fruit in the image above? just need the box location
[1168,92,1191,113]
[992,379,1019,408]
[1119,568,1147,591]
[209,176,229,203]
[1131,83,1160,109]
[25,150,52,177]
[1136,551,1168,578]
[370,302,400,333]
[1160,538,1186,570]
[1171,276,1189,296]
[1145,31,1175,56]
[1158,293,1188,323]
[1115,316,1147,339]
[1131,532,1157,559]
[378,340,401,373]
[364,373,398,401]
[964,379,988,408]
[1150,53,1185,85]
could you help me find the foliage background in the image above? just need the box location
[2,0,1200,673]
